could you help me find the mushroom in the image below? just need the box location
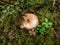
[20,13,39,36]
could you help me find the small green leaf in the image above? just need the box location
[41,32,44,35]
[45,18,48,22]
[45,24,49,28]
[48,22,52,26]
[36,28,40,30]
[42,22,46,25]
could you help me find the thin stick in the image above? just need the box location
[0,0,16,5]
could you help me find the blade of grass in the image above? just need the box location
[53,0,56,7]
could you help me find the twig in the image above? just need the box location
[0,0,16,5]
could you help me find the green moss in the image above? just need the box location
[0,0,60,45]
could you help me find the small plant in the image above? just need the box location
[34,18,52,35]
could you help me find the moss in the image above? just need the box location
[0,0,60,45]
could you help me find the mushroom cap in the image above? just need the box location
[20,13,39,29]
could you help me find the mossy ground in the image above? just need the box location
[0,0,60,45]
